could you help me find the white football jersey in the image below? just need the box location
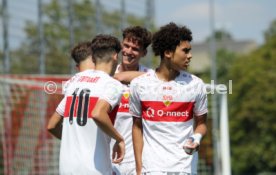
[129,70,208,173]
[56,69,123,175]
[111,64,152,173]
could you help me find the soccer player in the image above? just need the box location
[130,22,208,174]
[48,34,125,175]
[65,40,137,92]
[72,41,95,71]
[48,40,148,139]
[61,41,95,95]
[111,26,152,175]
[48,41,95,139]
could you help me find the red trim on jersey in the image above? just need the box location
[64,97,97,118]
[73,97,79,117]
[64,96,72,117]
[88,97,96,118]
[64,96,118,125]
[141,101,194,122]
[109,105,119,125]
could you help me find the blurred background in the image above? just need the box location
[0,0,275,175]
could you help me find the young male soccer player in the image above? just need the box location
[130,22,208,175]
[48,41,95,139]
[112,26,152,175]
[48,34,125,175]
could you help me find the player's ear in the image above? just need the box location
[112,53,118,61]
[164,50,173,59]
[75,64,80,71]
[92,57,97,64]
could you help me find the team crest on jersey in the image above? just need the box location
[163,100,172,107]
[123,91,129,99]
[162,95,173,106]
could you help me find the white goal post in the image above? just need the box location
[205,83,231,175]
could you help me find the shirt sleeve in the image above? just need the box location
[129,79,142,118]
[62,79,70,95]
[56,97,66,116]
[193,80,208,116]
[99,79,123,110]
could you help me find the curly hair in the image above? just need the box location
[122,26,152,50]
[152,22,193,59]
[71,41,92,64]
[91,34,121,62]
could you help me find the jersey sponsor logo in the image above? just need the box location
[141,101,194,122]
[118,91,130,112]
[146,107,155,118]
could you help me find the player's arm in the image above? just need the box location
[129,78,143,174]
[132,117,143,175]
[92,99,125,163]
[183,113,207,155]
[193,113,208,147]
[114,71,145,84]
[184,80,208,154]
[47,112,63,140]
[194,113,208,137]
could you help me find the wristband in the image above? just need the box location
[191,133,202,145]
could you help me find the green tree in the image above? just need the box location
[229,20,276,174]
[264,19,276,42]
[11,0,154,74]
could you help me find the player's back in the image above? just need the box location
[57,69,122,175]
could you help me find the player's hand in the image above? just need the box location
[136,169,142,175]
[135,166,142,175]
[112,140,125,164]
[183,137,199,155]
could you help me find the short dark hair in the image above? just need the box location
[152,22,193,58]
[71,41,92,64]
[91,34,121,63]
[122,26,152,50]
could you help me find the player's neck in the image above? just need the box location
[156,63,179,82]
[79,65,94,72]
[79,58,95,72]
[121,63,139,72]
[95,62,113,76]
